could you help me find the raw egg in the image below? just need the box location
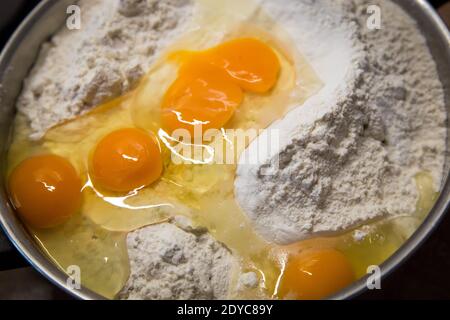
[211,38,281,93]
[161,59,243,136]
[161,38,280,136]
[8,154,82,229]
[277,248,355,300]
[91,128,163,193]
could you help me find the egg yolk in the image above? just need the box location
[162,59,243,136]
[278,248,355,300]
[91,128,163,193]
[8,155,82,229]
[161,38,281,136]
[211,38,281,93]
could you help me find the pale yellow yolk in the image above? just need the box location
[161,38,281,136]
[91,128,163,193]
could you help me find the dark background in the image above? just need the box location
[0,0,450,300]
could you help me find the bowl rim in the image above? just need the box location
[0,0,449,300]
[0,0,104,300]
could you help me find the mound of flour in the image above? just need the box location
[17,0,193,140]
[235,0,446,244]
[118,217,236,300]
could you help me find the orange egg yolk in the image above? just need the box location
[91,128,163,193]
[212,38,281,93]
[8,155,82,229]
[162,59,243,135]
[278,248,355,300]
[161,38,281,135]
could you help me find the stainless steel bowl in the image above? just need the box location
[0,0,449,300]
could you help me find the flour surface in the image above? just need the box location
[118,217,235,300]
[235,0,447,244]
[17,0,193,140]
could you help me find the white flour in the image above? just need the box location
[235,0,446,244]
[118,217,236,300]
[17,0,193,140]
